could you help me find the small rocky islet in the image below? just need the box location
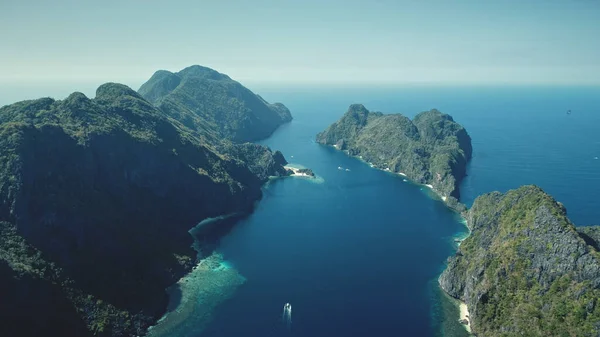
[284,166,316,177]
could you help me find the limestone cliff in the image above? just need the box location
[439,186,600,336]
[138,65,292,143]
[316,104,472,210]
[0,83,288,336]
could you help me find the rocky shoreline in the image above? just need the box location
[324,143,469,214]
[0,70,294,337]
[439,186,600,336]
[316,104,472,214]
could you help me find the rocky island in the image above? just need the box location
[0,68,292,336]
[439,185,600,336]
[138,65,293,143]
[316,104,472,211]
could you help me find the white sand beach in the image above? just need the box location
[459,301,471,333]
[284,166,312,177]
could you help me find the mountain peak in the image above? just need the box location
[137,65,292,142]
[347,104,368,114]
[95,83,143,102]
[66,92,89,101]
[177,65,231,81]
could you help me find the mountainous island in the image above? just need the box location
[439,185,600,336]
[138,65,292,143]
[0,67,292,336]
[316,104,472,211]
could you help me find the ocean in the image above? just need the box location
[3,84,599,336]
[150,85,600,337]
[251,85,600,225]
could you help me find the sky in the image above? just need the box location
[1,0,599,89]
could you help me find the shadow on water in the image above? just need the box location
[146,213,257,337]
[190,213,253,258]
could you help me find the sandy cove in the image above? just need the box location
[284,166,312,177]
[459,301,472,333]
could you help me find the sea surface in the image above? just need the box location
[2,84,599,336]
[152,85,600,337]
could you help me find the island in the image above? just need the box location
[439,185,600,336]
[138,65,293,143]
[0,78,291,336]
[316,104,472,212]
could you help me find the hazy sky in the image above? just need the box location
[1,0,599,86]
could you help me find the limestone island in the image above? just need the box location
[439,185,600,336]
[0,66,293,336]
[139,65,292,142]
[316,104,472,212]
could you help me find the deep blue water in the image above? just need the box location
[251,85,600,225]
[200,123,467,337]
[199,86,600,337]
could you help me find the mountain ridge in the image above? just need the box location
[0,80,290,336]
[138,65,292,143]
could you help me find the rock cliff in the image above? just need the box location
[138,65,292,143]
[0,83,288,336]
[439,185,600,336]
[316,104,472,210]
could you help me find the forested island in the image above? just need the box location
[0,66,292,336]
[316,104,472,212]
[138,65,292,143]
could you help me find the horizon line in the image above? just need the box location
[2,78,600,87]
